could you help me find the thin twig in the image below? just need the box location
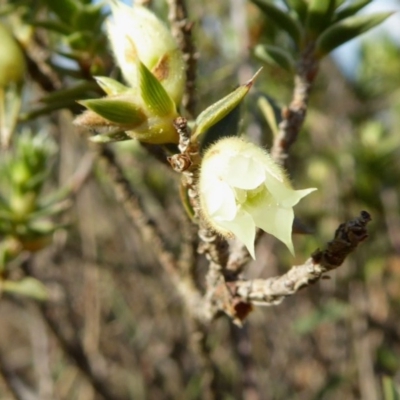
[189,321,221,400]
[20,258,128,400]
[166,0,198,115]
[0,351,38,400]
[98,144,211,323]
[350,283,379,400]
[230,324,261,400]
[271,43,319,167]
[209,212,371,321]
[97,145,178,276]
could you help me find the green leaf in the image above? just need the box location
[382,376,400,400]
[335,0,346,7]
[2,277,48,301]
[20,101,82,121]
[334,0,372,22]
[316,12,393,57]
[305,0,336,36]
[42,0,80,25]
[90,130,132,143]
[179,183,195,221]
[95,77,129,95]
[285,0,308,23]
[200,104,241,152]
[251,0,302,46]
[139,62,175,117]
[31,19,71,35]
[78,98,147,126]
[254,44,294,72]
[73,3,105,31]
[41,81,99,103]
[192,69,260,141]
[257,94,281,137]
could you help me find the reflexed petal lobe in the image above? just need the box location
[219,211,257,259]
[250,204,295,255]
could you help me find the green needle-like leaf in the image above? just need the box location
[95,77,129,95]
[335,0,346,7]
[2,277,48,301]
[316,12,393,57]
[251,0,302,46]
[42,0,80,26]
[382,376,400,400]
[254,44,295,72]
[41,81,99,103]
[31,20,71,35]
[305,0,336,36]
[139,62,175,117]
[285,0,308,23]
[79,98,147,126]
[90,130,132,143]
[192,69,261,141]
[334,0,372,22]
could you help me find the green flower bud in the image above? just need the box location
[0,23,26,87]
[107,1,186,106]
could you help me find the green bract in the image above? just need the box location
[192,70,261,141]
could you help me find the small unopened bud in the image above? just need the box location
[199,137,316,259]
[107,1,185,106]
[0,23,26,87]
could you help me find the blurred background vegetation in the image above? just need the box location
[0,0,400,399]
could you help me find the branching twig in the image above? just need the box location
[209,212,371,321]
[97,145,178,276]
[97,144,211,322]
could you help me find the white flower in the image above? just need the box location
[107,1,186,105]
[199,137,316,259]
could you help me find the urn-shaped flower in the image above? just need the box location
[199,137,316,259]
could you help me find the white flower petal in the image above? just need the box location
[248,203,295,255]
[198,137,316,259]
[263,173,316,208]
[218,211,257,259]
[280,188,317,208]
[203,180,237,221]
[222,155,265,190]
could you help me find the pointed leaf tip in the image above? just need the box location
[192,70,260,141]
[251,0,302,46]
[94,76,129,95]
[245,67,263,88]
[139,61,175,117]
[254,45,294,72]
[78,97,147,126]
[316,12,394,57]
